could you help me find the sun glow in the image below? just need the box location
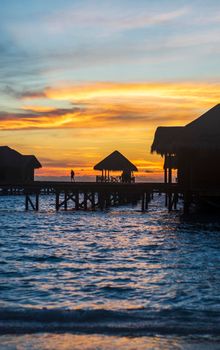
[2,81,220,178]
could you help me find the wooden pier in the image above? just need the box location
[1,181,217,213]
[0,181,183,212]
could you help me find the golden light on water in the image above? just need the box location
[0,334,189,350]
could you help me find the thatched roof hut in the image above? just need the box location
[151,127,184,155]
[151,104,220,189]
[0,146,41,182]
[151,104,220,155]
[94,150,138,172]
[94,150,138,183]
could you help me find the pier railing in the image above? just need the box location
[0,181,183,212]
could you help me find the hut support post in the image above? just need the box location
[36,193,39,211]
[145,192,150,211]
[64,192,68,211]
[183,192,191,214]
[99,193,105,210]
[91,192,95,210]
[75,192,79,210]
[84,192,88,210]
[25,193,39,211]
[56,192,60,211]
[142,192,147,212]
[174,193,178,210]
[164,167,168,184]
[165,193,168,207]
[168,192,173,212]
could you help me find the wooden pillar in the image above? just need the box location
[25,195,29,211]
[164,167,168,184]
[84,192,87,210]
[145,192,149,211]
[36,193,39,211]
[56,192,60,211]
[168,192,174,212]
[168,167,172,184]
[183,192,190,214]
[64,192,68,211]
[75,192,79,210]
[141,192,145,212]
[174,193,178,210]
[91,192,95,210]
[106,193,111,208]
[99,193,105,210]
[165,193,168,207]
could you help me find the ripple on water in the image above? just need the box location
[0,194,220,336]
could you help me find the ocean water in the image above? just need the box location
[0,194,220,349]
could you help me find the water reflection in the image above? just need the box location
[0,334,219,350]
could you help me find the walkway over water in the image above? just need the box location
[0,181,217,213]
[0,181,181,212]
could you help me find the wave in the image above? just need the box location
[0,307,220,337]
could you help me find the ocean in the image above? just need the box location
[0,194,220,349]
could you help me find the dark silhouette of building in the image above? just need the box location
[94,150,138,183]
[0,146,41,182]
[151,104,220,190]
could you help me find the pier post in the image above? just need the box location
[168,192,173,212]
[25,195,29,211]
[99,193,105,210]
[174,193,178,210]
[75,191,79,210]
[25,194,39,211]
[84,192,88,210]
[146,192,151,210]
[91,192,95,210]
[183,192,191,214]
[64,192,68,211]
[141,192,145,212]
[165,192,168,207]
[36,193,39,211]
[55,192,60,211]
[145,193,149,211]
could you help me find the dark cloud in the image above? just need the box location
[0,106,81,121]
[1,86,47,99]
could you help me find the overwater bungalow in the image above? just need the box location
[94,150,138,183]
[151,104,220,192]
[0,146,41,182]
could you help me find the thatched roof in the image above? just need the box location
[94,150,138,171]
[0,146,42,168]
[151,127,184,155]
[23,155,42,168]
[151,104,220,155]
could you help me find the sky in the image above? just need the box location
[1,0,220,180]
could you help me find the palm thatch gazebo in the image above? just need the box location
[151,104,220,189]
[94,150,138,183]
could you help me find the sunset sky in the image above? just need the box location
[1,0,220,179]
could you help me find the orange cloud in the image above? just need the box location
[2,81,220,178]
[44,81,220,105]
[1,81,220,131]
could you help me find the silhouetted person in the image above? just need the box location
[70,169,75,182]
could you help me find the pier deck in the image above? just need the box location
[1,181,217,213]
[0,181,182,212]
